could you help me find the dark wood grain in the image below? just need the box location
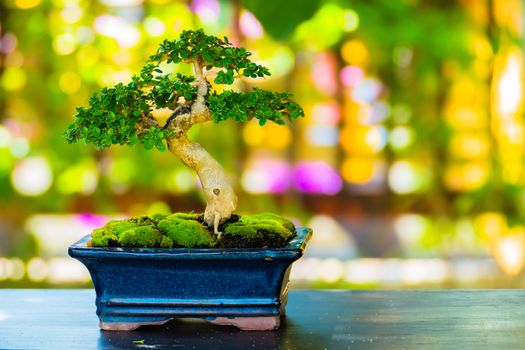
[1,289,524,349]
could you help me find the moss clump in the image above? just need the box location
[117,225,164,248]
[221,213,295,248]
[158,213,216,248]
[150,213,168,222]
[160,235,174,248]
[89,212,295,248]
[129,215,158,226]
[90,220,137,247]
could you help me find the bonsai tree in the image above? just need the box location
[65,29,304,236]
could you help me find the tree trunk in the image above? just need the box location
[167,134,237,235]
[164,62,237,234]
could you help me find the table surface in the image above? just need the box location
[1,289,525,349]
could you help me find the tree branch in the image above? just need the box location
[191,59,209,116]
[162,105,191,130]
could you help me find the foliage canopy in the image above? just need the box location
[65,29,304,151]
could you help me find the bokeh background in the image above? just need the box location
[1,0,525,289]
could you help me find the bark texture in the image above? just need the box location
[165,62,237,234]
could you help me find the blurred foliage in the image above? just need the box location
[243,0,322,40]
[1,0,525,286]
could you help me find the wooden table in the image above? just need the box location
[1,289,524,349]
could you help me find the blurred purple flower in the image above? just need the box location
[293,162,342,195]
[76,213,107,229]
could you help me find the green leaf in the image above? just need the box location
[128,134,139,145]
[143,139,154,150]
[155,140,166,151]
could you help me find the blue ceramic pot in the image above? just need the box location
[69,227,312,331]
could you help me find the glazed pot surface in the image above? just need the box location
[69,227,312,331]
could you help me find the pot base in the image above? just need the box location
[208,315,280,331]
[100,316,281,331]
[100,319,171,331]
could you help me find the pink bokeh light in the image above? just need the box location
[293,161,342,195]
[312,52,338,96]
[239,11,264,39]
[311,102,340,125]
[340,65,364,88]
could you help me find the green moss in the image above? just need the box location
[168,212,202,221]
[252,213,295,233]
[90,220,137,247]
[221,213,295,248]
[158,214,216,248]
[90,227,118,247]
[89,212,294,249]
[150,213,168,222]
[118,225,163,248]
[160,235,174,248]
[130,215,157,226]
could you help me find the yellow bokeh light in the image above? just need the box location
[243,120,265,147]
[356,103,372,124]
[76,45,100,68]
[15,0,40,9]
[144,17,166,37]
[151,108,172,126]
[0,126,12,148]
[444,106,487,130]
[11,157,53,197]
[463,162,488,188]
[266,124,291,150]
[475,212,506,242]
[112,51,133,66]
[473,60,491,79]
[61,4,83,23]
[147,201,171,215]
[343,101,360,124]
[53,33,77,56]
[492,226,525,276]
[449,133,490,160]
[58,72,82,95]
[341,158,375,183]
[444,162,489,191]
[150,0,172,4]
[1,67,27,91]
[472,34,492,61]
[342,9,359,32]
[388,160,428,194]
[502,162,524,185]
[251,44,295,78]
[444,73,489,131]
[341,40,368,66]
[493,0,522,35]
[294,3,346,49]
[389,126,414,150]
[494,50,523,117]
[242,121,291,149]
[112,70,132,84]
[340,126,385,155]
[57,160,98,195]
